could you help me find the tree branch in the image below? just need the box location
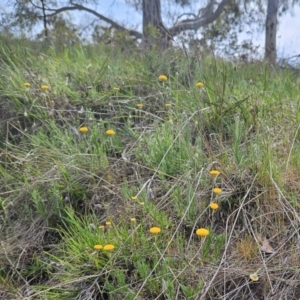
[175,12,198,24]
[43,3,142,39]
[169,0,232,36]
[28,0,231,41]
[40,0,48,41]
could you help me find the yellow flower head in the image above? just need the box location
[24,82,31,87]
[195,82,204,88]
[131,196,137,201]
[196,228,209,237]
[41,84,49,90]
[209,202,219,210]
[158,75,168,82]
[139,202,145,206]
[165,103,172,107]
[94,244,103,250]
[79,126,88,133]
[105,221,112,226]
[103,244,115,251]
[213,188,222,195]
[136,103,144,108]
[106,129,116,136]
[209,170,220,176]
[130,217,136,222]
[98,225,105,230]
[249,272,259,282]
[114,87,120,91]
[149,226,161,234]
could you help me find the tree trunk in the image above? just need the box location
[40,0,49,46]
[265,0,279,64]
[40,0,231,43]
[142,0,170,49]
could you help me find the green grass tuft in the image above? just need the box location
[1,39,300,299]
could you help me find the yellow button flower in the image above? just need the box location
[106,129,116,135]
[213,188,222,195]
[24,82,31,87]
[41,84,49,90]
[209,202,219,210]
[136,103,144,108]
[79,126,88,133]
[195,82,204,88]
[94,244,103,250]
[103,244,115,251]
[131,196,137,201]
[158,75,167,82]
[249,272,259,282]
[196,228,209,237]
[209,170,220,176]
[165,103,172,107]
[149,227,161,234]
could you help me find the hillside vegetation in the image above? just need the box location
[1,39,300,300]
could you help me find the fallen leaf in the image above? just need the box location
[256,234,275,254]
[260,237,275,254]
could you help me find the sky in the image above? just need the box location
[2,0,299,61]
[91,0,300,61]
[277,6,300,59]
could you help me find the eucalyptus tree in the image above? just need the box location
[265,0,299,64]
[3,0,232,47]
[2,0,299,61]
[140,0,232,47]
[265,0,279,64]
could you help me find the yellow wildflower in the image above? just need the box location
[209,202,219,210]
[94,244,103,250]
[140,202,145,206]
[158,75,167,82]
[249,272,259,282]
[136,103,143,108]
[149,227,161,234]
[165,103,172,107]
[196,228,209,237]
[103,244,115,251]
[131,196,137,201]
[130,217,136,222]
[106,129,116,135]
[98,225,105,230]
[41,84,49,90]
[79,126,88,133]
[195,82,204,88]
[209,170,220,176]
[114,87,120,91]
[213,188,222,195]
[24,82,31,87]
[105,221,112,226]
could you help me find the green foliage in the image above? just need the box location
[1,40,300,300]
[136,121,202,178]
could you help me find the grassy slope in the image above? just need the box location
[0,40,300,300]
